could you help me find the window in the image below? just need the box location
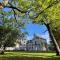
[35,41,37,45]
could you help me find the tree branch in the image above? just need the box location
[34,0,60,18]
[4,2,27,13]
[3,0,60,18]
[12,9,17,22]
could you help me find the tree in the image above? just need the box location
[0,1,26,54]
[28,0,60,55]
[0,0,60,55]
[0,25,19,54]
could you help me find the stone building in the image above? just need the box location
[15,35,27,50]
[26,35,47,51]
[15,34,48,51]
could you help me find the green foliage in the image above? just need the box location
[2,0,60,31]
[9,0,60,31]
[0,25,19,47]
[29,0,60,31]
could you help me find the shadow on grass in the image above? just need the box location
[0,56,60,60]
[0,51,60,60]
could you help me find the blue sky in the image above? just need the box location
[21,22,50,43]
[0,0,2,2]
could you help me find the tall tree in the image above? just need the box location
[0,0,60,55]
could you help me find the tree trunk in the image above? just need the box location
[45,24,60,56]
[0,45,4,54]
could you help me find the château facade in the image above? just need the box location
[15,34,48,51]
[26,35,47,51]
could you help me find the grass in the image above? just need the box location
[0,51,60,60]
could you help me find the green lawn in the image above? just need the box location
[0,51,60,60]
